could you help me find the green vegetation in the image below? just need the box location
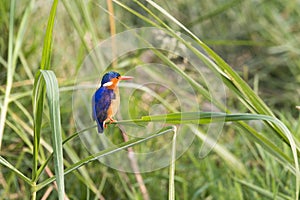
[0,0,299,199]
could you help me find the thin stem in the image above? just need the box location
[119,126,150,200]
[168,126,177,200]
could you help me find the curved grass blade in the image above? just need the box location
[32,0,58,182]
[116,112,298,171]
[31,0,60,198]
[33,70,64,199]
[142,0,297,152]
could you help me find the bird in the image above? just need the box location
[92,71,133,133]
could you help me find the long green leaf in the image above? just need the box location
[32,70,65,199]
[41,0,58,70]
[32,0,58,182]
[114,112,297,171]
[31,1,60,199]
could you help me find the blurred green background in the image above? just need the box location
[0,0,299,199]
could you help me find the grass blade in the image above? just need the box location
[235,179,291,200]
[0,156,32,186]
[32,0,58,182]
[33,70,65,199]
[41,0,58,70]
[115,112,297,171]
[31,2,60,199]
[35,126,175,192]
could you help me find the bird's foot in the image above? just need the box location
[108,117,115,123]
[104,117,116,128]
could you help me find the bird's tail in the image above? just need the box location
[96,120,104,133]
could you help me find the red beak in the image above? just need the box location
[119,76,133,80]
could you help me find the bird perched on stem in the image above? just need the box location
[92,71,133,133]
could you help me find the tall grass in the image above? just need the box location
[0,0,299,199]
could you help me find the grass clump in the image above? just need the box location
[0,0,299,199]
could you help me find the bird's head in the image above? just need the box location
[101,71,133,89]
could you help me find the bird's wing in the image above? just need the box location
[92,87,112,133]
[92,94,97,120]
[92,88,104,120]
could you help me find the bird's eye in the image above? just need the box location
[116,76,119,79]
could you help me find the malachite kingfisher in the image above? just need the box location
[92,71,133,133]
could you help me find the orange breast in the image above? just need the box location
[106,87,120,119]
[107,104,113,119]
